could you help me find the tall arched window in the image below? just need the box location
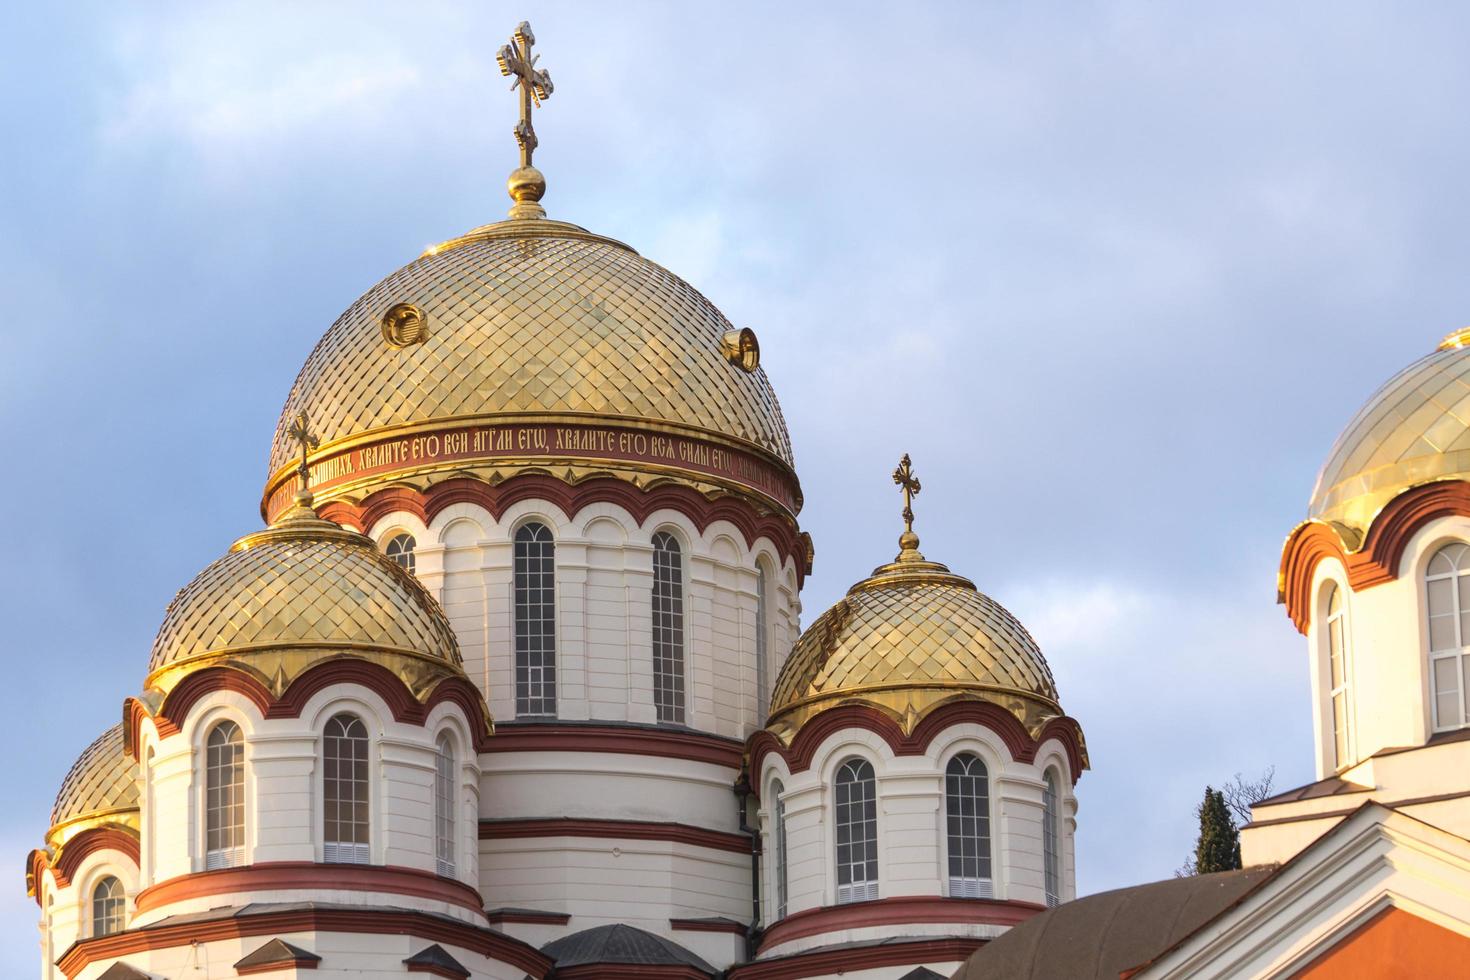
[385,532,416,573]
[434,733,456,877]
[323,714,370,864]
[1323,584,1351,766]
[91,876,124,937]
[515,522,557,718]
[652,531,686,724]
[771,778,788,920]
[1427,543,1470,730]
[205,720,245,869]
[1042,768,1061,907]
[834,758,878,903]
[756,564,770,724]
[946,753,992,898]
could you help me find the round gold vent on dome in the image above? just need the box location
[381,302,430,348]
[722,328,760,373]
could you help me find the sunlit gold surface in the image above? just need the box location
[145,503,462,700]
[767,549,1064,744]
[1311,336,1470,533]
[265,222,795,512]
[48,726,139,849]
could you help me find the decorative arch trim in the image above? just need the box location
[132,861,486,915]
[129,661,493,758]
[1279,481,1470,633]
[317,473,811,581]
[747,701,1086,794]
[758,895,1041,952]
[51,828,140,889]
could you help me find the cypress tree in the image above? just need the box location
[1193,786,1242,874]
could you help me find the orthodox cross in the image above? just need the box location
[496,21,554,168]
[892,453,921,537]
[287,410,320,491]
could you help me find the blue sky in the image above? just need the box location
[0,1,1455,970]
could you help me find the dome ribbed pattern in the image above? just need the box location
[1312,341,1470,532]
[51,726,138,829]
[147,515,460,675]
[266,222,793,481]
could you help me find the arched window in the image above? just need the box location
[514,522,557,718]
[1427,543,1470,730]
[385,532,416,573]
[946,753,992,898]
[652,531,686,724]
[834,758,878,903]
[91,876,124,937]
[771,778,788,920]
[1323,584,1351,765]
[323,714,370,864]
[434,733,456,877]
[1042,768,1061,907]
[756,563,770,724]
[205,720,245,869]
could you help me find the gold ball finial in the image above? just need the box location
[1440,327,1470,352]
[507,165,547,219]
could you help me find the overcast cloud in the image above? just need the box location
[0,2,1451,970]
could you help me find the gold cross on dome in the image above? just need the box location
[893,453,921,537]
[287,410,320,491]
[497,21,554,168]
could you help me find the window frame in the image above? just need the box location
[384,531,417,574]
[651,529,687,725]
[90,875,125,937]
[434,731,456,878]
[1425,542,1470,732]
[944,751,994,899]
[204,719,246,870]
[833,756,879,904]
[514,521,558,719]
[1321,582,1352,767]
[1042,767,1061,908]
[322,712,372,865]
[769,777,788,921]
[756,561,772,725]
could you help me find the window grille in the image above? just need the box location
[205,720,245,870]
[1042,769,1061,907]
[385,532,416,573]
[834,758,879,903]
[514,523,557,718]
[434,734,456,877]
[772,778,788,920]
[652,531,686,724]
[756,564,770,723]
[91,877,125,937]
[1324,584,1351,765]
[946,753,993,898]
[1427,543,1470,730]
[323,714,370,864]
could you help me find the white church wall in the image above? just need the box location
[479,750,736,827]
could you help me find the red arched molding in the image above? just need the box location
[1280,481,1470,634]
[26,849,47,904]
[51,828,141,888]
[318,473,809,584]
[726,937,985,980]
[133,862,485,915]
[758,895,1042,952]
[748,700,1087,794]
[130,661,494,758]
[59,905,553,978]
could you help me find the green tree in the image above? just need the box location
[1192,786,1242,874]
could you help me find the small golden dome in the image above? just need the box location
[50,726,138,846]
[145,503,461,699]
[263,217,796,518]
[1310,333,1470,533]
[767,551,1063,742]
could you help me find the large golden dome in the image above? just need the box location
[146,500,462,700]
[767,542,1063,743]
[261,216,798,521]
[1310,331,1470,535]
[49,725,138,848]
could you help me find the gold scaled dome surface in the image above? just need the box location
[1311,332,1470,534]
[264,219,795,502]
[50,725,138,843]
[146,503,462,699]
[767,550,1063,743]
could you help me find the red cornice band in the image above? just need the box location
[1279,481,1470,633]
[727,936,985,980]
[748,701,1087,793]
[485,721,746,769]
[757,895,1041,952]
[132,861,486,915]
[479,817,751,855]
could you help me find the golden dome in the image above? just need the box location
[1310,331,1470,534]
[767,544,1063,743]
[49,726,138,847]
[146,500,462,700]
[262,217,798,520]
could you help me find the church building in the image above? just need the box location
[25,23,1089,980]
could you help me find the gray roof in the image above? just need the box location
[952,867,1276,979]
[234,937,321,969]
[542,924,715,974]
[404,943,470,977]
